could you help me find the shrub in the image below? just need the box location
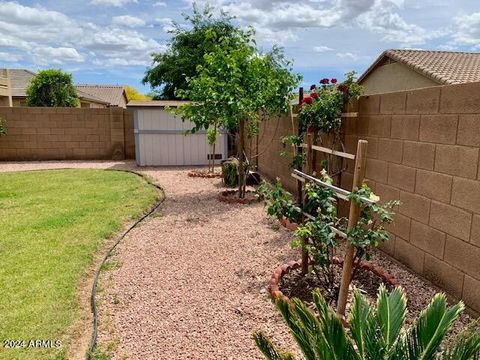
[26,69,80,107]
[257,179,302,224]
[222,157,239,188]
[254,285,480,360]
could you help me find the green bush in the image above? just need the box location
[26,69,80,107]
[222,157,239,188]
[254,285,480,360]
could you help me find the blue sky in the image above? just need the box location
[1,0,479,94]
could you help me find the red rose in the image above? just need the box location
[331,78,337,84]
[338,84,349,93]
[320,78,329,85]
[301,96,313,104]
[310,92,319,99]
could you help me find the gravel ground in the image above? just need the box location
[95,166,299,359]
[0,161,474,359]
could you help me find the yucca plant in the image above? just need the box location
[253,285,480,360]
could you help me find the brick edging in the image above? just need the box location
[217,190,259,204]
[188,170,222,178]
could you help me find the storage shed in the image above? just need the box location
[127,101,227,166]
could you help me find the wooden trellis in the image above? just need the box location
[291,136,371,316]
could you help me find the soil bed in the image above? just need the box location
[218,189,259,204]
[280,264,394,309]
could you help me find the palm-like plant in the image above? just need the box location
[253,285,480,360]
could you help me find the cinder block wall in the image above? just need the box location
[246,114,298,193]
[0,107,135,160]
[343,82,480,313]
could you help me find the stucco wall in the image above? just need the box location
[0,107,135,160]
[361,62,438,95]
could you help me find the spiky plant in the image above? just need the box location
[253,285,480,360]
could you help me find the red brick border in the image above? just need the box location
[217,190,259,205]
[188,170,222,178]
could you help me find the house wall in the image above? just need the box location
[360,62,438,95]
[251,82,480,314]
[0,107,135,160]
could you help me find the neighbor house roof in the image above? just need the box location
[0,68,110,105]
[358,49,480,85]
[2,69,36,97]
[127,100,189,107]
[76,84,127,107]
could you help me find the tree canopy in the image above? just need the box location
[124,85,151,101]
[26,69,79,107]
[142,5,237,100]
[174,24,301,197]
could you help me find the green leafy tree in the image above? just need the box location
[143,5,237,99]
[174,25,301,197]
[26,69,79,107]
[254,285,480,360]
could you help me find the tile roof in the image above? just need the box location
[76,84,127,107]
[0,69,36,97]
[358,49,480,85]
[0,69,112,104]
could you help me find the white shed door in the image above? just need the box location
[134,108,226,166]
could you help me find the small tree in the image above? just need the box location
[175,26,301,197]
[26,69,79,107]
[207,125,218,173]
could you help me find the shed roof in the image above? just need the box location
[127,100,189,107]
[358,49,480,85]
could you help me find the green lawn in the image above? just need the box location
[0,169,158,360]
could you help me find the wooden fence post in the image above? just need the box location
[337,139,368,317]
[301,132,314,274]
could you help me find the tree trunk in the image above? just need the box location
[212,124,217,172]
[238,119,246,198]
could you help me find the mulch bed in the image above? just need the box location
[188,170,222,178]
[217,190,259,204]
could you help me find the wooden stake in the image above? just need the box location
[301,132,314,274]
[238,119,246,198]
[336,139,368,317]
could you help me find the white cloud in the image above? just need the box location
[90,0,137,6]
[156,17,176,32]
[336,52,359,60]
[33,47,84,65]
[0,1,166,68]
[153,1,167,6]
[356,0,444,46]
[0,52,22,62]
[313,46,334,53]
[452,13,480,48]
[112,15,146,27]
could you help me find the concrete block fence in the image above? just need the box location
[0,107,134,160]
[249,81,480,314]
